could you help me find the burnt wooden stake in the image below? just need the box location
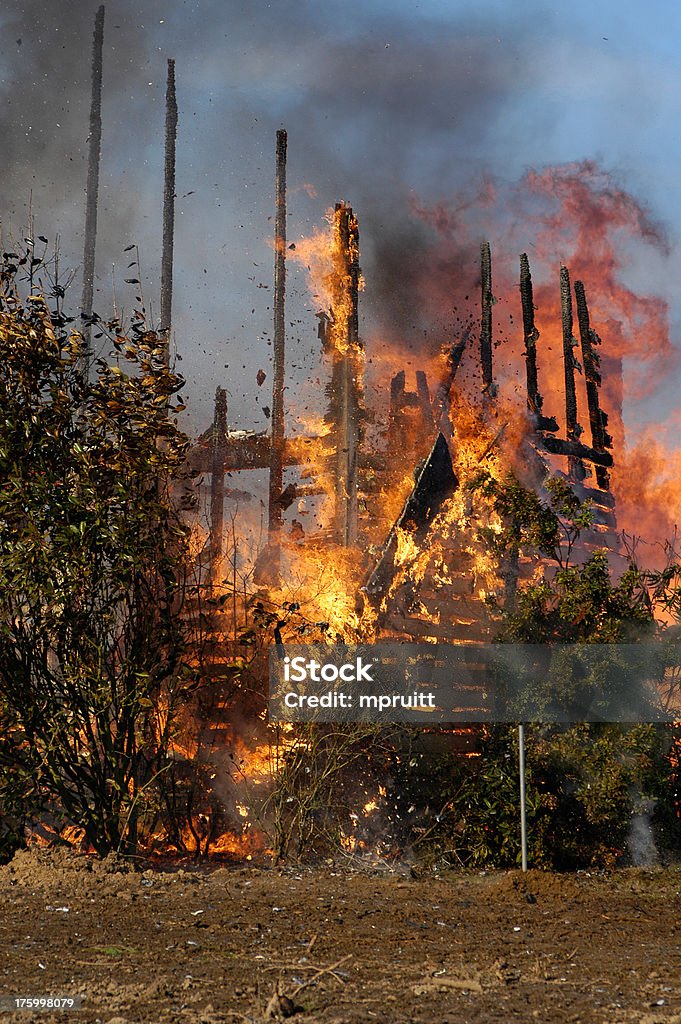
[160,58,178,363]
[80,4,105,379]
[480,242,494,391]
[433,333,468,437]
[520,254,558,432]
[209,387,228,583]
[574,279,612,489]
[267,129,287,564]
[560,265,585,480]
[415,370,435,433]
[388,370,407,451]
[386,370,433,453]
[520,253,541,415]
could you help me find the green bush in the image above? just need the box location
[390,723,680,870]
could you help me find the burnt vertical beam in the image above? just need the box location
[560,265,585,480]
[209,387,228,584]
[267,129,287,561]
[520,253,541,415]
[415,370,435,433]
[574,279,613,489]
[337,203,360,347]
[80,4,105,379]
[389,370,406,450]
[432,333,467,437]
[330,203,361,546]
[160,58,178,363]
[560,265,578,438]
[520,254,558,433]
[480,241,494,391]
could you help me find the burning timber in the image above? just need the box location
[189,225,622,651]
[325,203,363,548]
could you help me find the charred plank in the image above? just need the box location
[415,370,435,432]
[480,242,494,390]
[539,434,613,467]
[520,253,559,433]
[433,334,468,436]
[520,253,541,415]
[574,279,613,489]
[560,265,585,480]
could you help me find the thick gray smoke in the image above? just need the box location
[0,1,677,438]
[0,0,556,430]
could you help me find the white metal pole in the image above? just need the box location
[518,723,528,871]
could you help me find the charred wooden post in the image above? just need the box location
[209,387,228,583]
[80,4,105,379]
[389,370,407,450]
[160,58,178,363]
[388,370,433,451]
[540,435,612,468]
[574,280,613,489]
[480,242,494,392]
[560,265,585,480]
[560,265,579,438]
[329,202,362,547]
[520,254,539,411]
[415,370,435,433]
[433,333,468,437]
[267,129,288,565]
[520,255,558,433]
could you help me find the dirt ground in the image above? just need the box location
[0,849,680,1024]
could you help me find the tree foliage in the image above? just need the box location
[0,277,192,856]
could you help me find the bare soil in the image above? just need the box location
[1,848,680,1024]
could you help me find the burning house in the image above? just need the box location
[56,11,673,862]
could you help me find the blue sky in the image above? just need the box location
[1,0,681,438]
